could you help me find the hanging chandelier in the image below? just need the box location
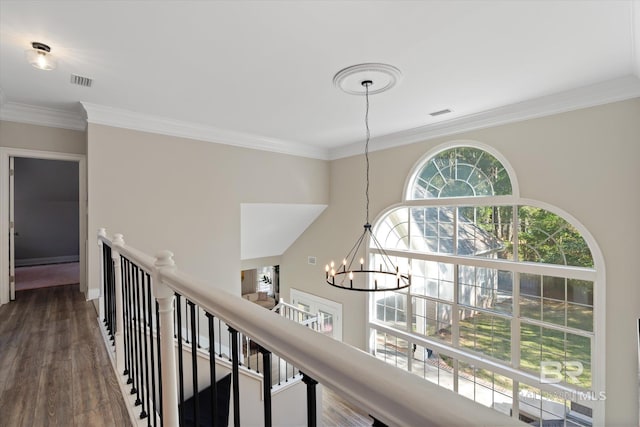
[325,64,411,292]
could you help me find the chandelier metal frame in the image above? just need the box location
[325,77,411,292]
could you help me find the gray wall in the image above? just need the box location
[14,158,79,265]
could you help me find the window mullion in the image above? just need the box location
[511,204,521,420]
[453,207,460,394]
[406,206,413,373]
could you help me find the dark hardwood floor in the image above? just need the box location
[0,284,131,426]
[0,283,375,426]
[322,386,373,427]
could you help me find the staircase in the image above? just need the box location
[180,373,231,427]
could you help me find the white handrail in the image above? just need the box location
[274,299,319,327]
[99,230,525,427]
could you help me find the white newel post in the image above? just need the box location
[153,250,179,427]
[112,233,125,374]
[97,228,107,320]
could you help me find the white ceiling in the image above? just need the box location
[1,1,640,160]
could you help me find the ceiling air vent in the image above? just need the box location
[429,108,451,117]
[70,74,93,87]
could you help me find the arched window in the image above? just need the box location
[369,143,603,425]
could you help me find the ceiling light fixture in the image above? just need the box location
[326,64,411,292]
[26,42,57,71]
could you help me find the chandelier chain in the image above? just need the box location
[364,81,371,225]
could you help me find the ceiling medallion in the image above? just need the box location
[333,63,402,96]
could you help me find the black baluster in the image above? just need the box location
[105,244,112,339]
[173,298,177,339]
[185,298,190,345]
[127,260,138,394]
[218,320,222,357]
[156,300,163,427]
[110,247,115,343]
[134,265,144,407]
[109,245,114,342]
[229,327,240,427]
[278,355,281,386]
[104,245,109,330]
[207,313,217,426]
[196,307,201,348]
[301,373,318,427]
[102,245,107,328]
[146,274,157,427]
[371,417,389,427]
[188,301,199,426]
[122,258,129,377]
[140,271,150,421]
[127,259,135,388]
[258,346,272,427]
[175,293,184,425]
[246,336,251,371]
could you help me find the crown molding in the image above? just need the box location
[3,74,638,161]
[81,102,329,160]
[329,75,640,160]
[0,101,86,131]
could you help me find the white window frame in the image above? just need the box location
[367,141,605,425]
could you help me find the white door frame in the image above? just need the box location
[0,148,87,305]
[290,288,343,341]
[9,156,14,300]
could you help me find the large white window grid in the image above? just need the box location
[369,197,597,424]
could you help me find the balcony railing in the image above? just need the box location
[97,228,524,427]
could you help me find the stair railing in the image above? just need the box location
[273,299,320,331]
[98,229,524,427]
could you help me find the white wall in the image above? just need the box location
[86,124,329,297]
[281,98,640,426]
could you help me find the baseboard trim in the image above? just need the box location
[87,287,101,301]
[15,255,80,267]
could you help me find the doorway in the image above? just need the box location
[290,288,343,341]
[0,148,87,305]
[13,158,80,292]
